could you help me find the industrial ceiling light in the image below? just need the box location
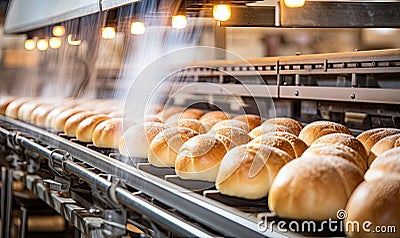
[24,38,36,51]
[67,34,81,46]
[52,25,65,37]
[131,21,146,35]
[101,26,116,39]
[37,38,48,51]
[213,4,231,22]
[49,37,62,49]
[172,0,187,29]
[284,0,306,8]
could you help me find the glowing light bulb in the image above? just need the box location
[67,34,81,46]
[172,15,187,29]
[101,27,116,40]
[213,4,231,22]
[24,39,36,51]
[37,39,48,51]
[284,0,305,8]
[131,22,146,35]
[49,37,62,49]
[52,25,65,37]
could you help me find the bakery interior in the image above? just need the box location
[0,0,400,237]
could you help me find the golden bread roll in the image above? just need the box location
[216,144,292,199]
[263,117,303,136]
[17,101,43,122]
[156,107,183,122]
[368,134,400,166]
[249,124,294,139]
[44,107,71,128]
[268,155,363,221]
[164,113,183,127]
[76,115,110,142]
[108,111,123,118]
[211,119,250,132]
[357,128,400,154]
[145,104,164,114]
[177,119,207,134]
[118,122,167,158]
[233,114,262,131]
[64,112,97,137]
[262,132,308,158]
[181,108,204,119]
[199,111,230,129]
[345,178,400,238]
[148,127,198,167]
[175,134,233,182]
[210,126,250,146]
[0,96,16,115]
[298,120,352,146]
[143,114,162,123]
[249,135,296,159]
[5,97,31,119]
[30,104,54,126]
[54,108,84,132]
[364,147,400,182]
[92,118,123,148]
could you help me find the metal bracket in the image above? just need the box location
[44,149,75,194]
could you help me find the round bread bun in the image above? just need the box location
[145,104,164,114]
[44,106,71,128]
[177,119,207,134]
[262,132,308,158]
[249,135,296,159]
[210,126,250,146]
[5,97,31,119]
[76,115,111,142]
[53,108,84,132]
[345,178,400,238]
[64,112,97,137]
[148,127,198,167]
[364,147,400,182]
[181,108,204,119]
[298,121,352,146]
[356,128,400,154]
[249,124,294,139]
[108,111,123,118]
[17,101,43,122]
[144,114,162,123]
[368,134,400,166]
[303,144,367,172]
[199,111,230,129]
[164,113,183,127]
[216,144,292,199]
[30,104,54,126]
[92,118,123,148]
[211,119,250,132]
[118,122,167,158]
[233,114,262,131]
[268,155,363,221]
[312,133,368,167]
[156,107,183,122]
[175,134,233,182]
[0,96,16,115]
[263,117,303,136]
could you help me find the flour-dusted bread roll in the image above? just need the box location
[156,107,183,122]
[5,97,31,119]
[263,117,303,136]
[199,111,230,129]
[268,155,363,221]
[118,122,167,158]
[233,114,262,131]
[364,147,400,182]
[263,132,308,158]
[44,106,71,128]
[368,134,400,166]
[175,134,233,182]
[17,101,43,122]
[76,115,110,142]
[144,114,162,123]
[211,119,250,132]
[181,108,204,119]
[92,118,123,148]
[249,135,296,159]
[148,127,198,167]
[298,121,352,146]
[177,119,207,134]
[249,124,294,139]
[345,178,400,238]
[216,144,292,199]
[54,108,84,132]
[356,128,400,154]
[0,96,16,115]
[210,126,250,146]
[64,112,97,137]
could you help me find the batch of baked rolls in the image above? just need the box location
[1,96,400,237]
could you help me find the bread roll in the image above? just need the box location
[118,122,167,158]
[175,134,232,182]
[76,115,110,142]
[92,118,123,148]
[298,121,352,146]
[345,178,400,238]
[30,104,54,126]
[211,119,250,132]
[0,96,15,115]
[181,109,204,119]
[148,127,198,167]
[249,124,294,139]
[144,114,162,123]
[368,134,400,166]
[356,128,400,154]
[233,114,262,131]
[44,107,71,128]
[108,111,123,118]
[5,97,31,119]
[156,107,183,122]
[210,126,250,146]
[268,155,363,221]
[249,135,296,159]
[303,144,367,172]
[199,111,230,129]
[17,101,43,122]
[164,113,182,127]
[64,112,97,137]
[263,117,303,136]
[54,108,84,132]
[364,147,400,182]
[216,144,292,199]
[262,132,308,158]
[177,119,207,134]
